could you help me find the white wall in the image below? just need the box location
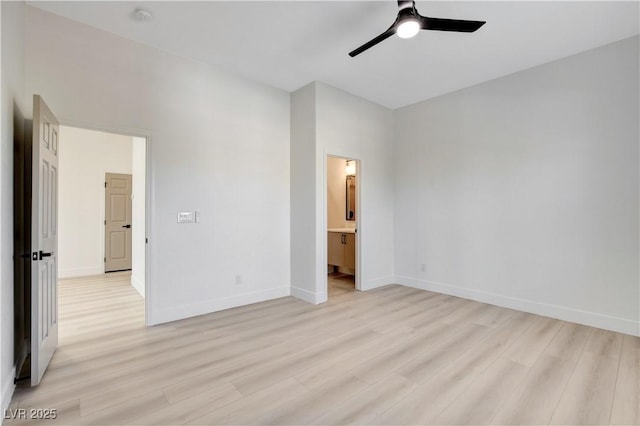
[58,126,133,278]
[394,36,640,336]
[327,156,345,229]
[316,82,395,294]
[290,83,317,302]
[0,0,25,416]
[290,82,395,302]
[131,136,146,297]
[26,6,291,325]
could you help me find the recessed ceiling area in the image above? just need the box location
[28,1,639,109]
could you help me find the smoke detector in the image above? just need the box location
[132,8,153,22]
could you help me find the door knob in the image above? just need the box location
[39,251,53,260]
[122,224,131,229]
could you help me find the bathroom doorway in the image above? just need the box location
[326,156,359,298]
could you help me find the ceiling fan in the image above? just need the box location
[349,0,486,57]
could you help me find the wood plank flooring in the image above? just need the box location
[6,273,639,425]
[328,273,356,297]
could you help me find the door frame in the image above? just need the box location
[323,153,362,295]
[58,119,152,326]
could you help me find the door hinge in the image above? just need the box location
[104,257,106,263]
[104,182,107,188]
[104,220,106,225]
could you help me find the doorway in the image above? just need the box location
[57,125,147,300]
[12,96,150,386]
[326,156,359,298]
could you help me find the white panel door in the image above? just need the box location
[31,95,59,386]
[105,173,132,272]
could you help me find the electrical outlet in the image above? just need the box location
[235,274,242,285]
[420,263,426,272]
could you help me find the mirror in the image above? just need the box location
[346,175,356,221]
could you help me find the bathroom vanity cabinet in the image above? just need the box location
[328,231,355,270]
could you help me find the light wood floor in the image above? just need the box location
[7,273,639,425]
[328,273,355,297]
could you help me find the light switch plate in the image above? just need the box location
[177,211,194,223]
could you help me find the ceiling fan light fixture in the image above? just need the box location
[396,19,420,38]
[133,8,153,22]
[348,0,485,57]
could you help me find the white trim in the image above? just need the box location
[354,159,362,292]
[1,367,16,422]
[291,286,326,304]
[57,120,151,327]
[59,266,103,279]
[361,275,396,291]
[148,286,290,326]
[395,275,640,337]
[323,153,363,296]
[143,135,151,327]
[131,275,144,298]
[58,118,149,140]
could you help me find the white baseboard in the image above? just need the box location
[148,286,291,326]
[361,275,396,291]
[395,275,640,337]
[59,266,103,279]
[131,275,145,298]
[1,367,16,424]
[291,286,325,304]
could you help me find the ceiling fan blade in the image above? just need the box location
[420,16,486,32]
[349,28,396,57]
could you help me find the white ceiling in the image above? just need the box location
[29,1,639,109]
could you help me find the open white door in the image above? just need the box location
[31,95,59,386]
